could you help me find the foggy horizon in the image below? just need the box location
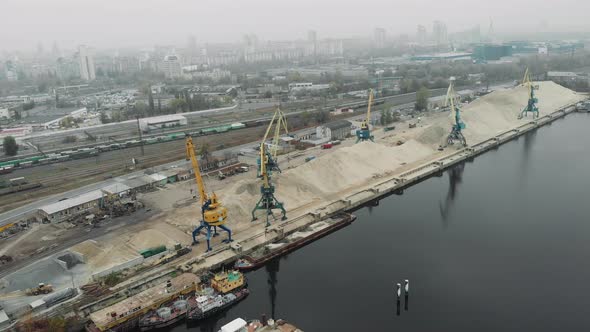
[2,0,590,52]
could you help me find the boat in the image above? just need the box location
[234,212,357,272]
[138,298,189,331]
[187,288,249,321]
[187,270,249,322]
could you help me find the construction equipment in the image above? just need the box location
[252,109,287,225]
[518,67,540,119]
[26,283,54,296]
[440,77,467,149]
[356,89,375,143]
[186,136,232,252]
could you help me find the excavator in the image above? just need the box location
[185,135,232,252]
[356,89,375,143]
[252,109,287,226]
[518,67,540,119]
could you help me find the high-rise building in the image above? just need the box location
[416,25,427,44]
[374,27,386,49]
[161,55,182,79]
[308,30,318,58]
[78,45,96,81]
[4,60,18,81]
[56,56,80,80]
[433,21,448,46]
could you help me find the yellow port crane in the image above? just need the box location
[356,89,375,143]
[185,135,231,252]
[252,108,287,225]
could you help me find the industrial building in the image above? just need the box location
[316,120,352,141]
[139,114,187,132]
[37,190,104,223]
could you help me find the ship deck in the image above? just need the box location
[88,273,197,331]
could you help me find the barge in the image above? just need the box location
[234,212,356,271]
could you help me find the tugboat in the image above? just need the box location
[138,298,189,331]
[187,270,249,322]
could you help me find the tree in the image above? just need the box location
[3,136,18,156]
[314,110,330,124]
[415,87,429,111]
[170,98,187,113]
[148,88,155,114]
[198,143,211,166]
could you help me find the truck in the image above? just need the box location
[26,283,54,296]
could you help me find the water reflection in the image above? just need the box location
[266,257,280,319]
[438,163,465,228]
[520,130,537,178]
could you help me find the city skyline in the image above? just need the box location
[2,0,590,52]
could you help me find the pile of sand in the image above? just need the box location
[416,81,585,147]
[127,228,183,250]
[71,240,139,270]
[220,140,434,225]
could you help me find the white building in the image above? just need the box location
[288,82,331,91]
[161,55,182,79]
[0,108,11,120]
[139,114,187,132]
[78,45,96,81]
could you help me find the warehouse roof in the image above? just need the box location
[148,173,167,182]
[0,309,9,324]
[40,190,103,215]
[325,120,351,130]
[139,114,186,124]
[101,183,131,195]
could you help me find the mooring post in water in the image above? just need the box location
[404,279,409,311]
[396,283,401,316]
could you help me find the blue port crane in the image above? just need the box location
[356,89,375,143]
[441,77,467,148]
[186,135,232,252]
[252,108,287,226]
[518,67,540,119]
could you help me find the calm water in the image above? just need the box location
[171,113,590,332]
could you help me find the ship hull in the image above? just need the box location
[139,312,186,331]
[187,289,249,321]
[235,213,356,272]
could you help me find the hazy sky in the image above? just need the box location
[2,0,589,51]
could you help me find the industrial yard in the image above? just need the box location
[0,80,587,331]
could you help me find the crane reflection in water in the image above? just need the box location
[438,162,465,228]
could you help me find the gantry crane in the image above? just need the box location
[518,67,539,119]
[356,89,375,143]
[186,135,231,252]
[252,109,287,226]
[441,77,467,148]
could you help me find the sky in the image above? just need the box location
[1,0,589,51]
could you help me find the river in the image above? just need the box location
[171,113,590,331]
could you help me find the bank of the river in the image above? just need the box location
[171,113,590,332]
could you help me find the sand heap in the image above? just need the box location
[221,140,434,225]
[417,81,585,147]
[70,240,140,270]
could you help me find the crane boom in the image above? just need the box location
[366,89,374,123]
[185,136,207,205]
